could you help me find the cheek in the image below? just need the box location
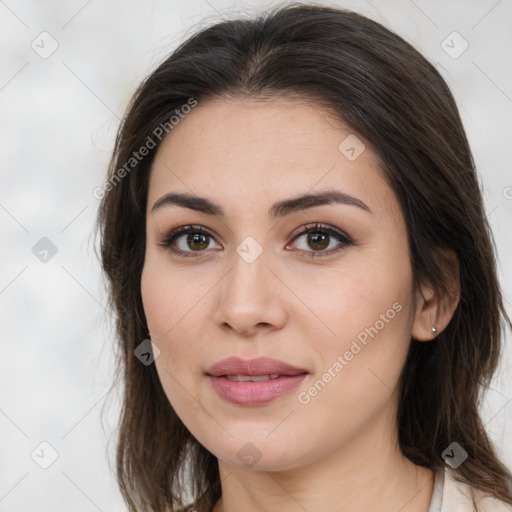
[299,243,415,409]
[141,258,211,383]
[141,263,211,428]
[291,290,413,459]
[141,264,170,340]
[307,246,413,354]
[141,256,207,340]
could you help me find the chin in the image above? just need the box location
[198,432,309,472]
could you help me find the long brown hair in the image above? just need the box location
[96,3,512,511]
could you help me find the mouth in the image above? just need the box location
[206,356,307,377]
[224,374,281,382]
[206,357,308,406]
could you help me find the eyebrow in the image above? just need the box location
[151,189,371,220]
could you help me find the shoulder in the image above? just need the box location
[441,468,512,512]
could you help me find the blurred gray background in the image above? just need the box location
[1,0,511,510]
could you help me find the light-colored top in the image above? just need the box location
[427,467,512,512]
[427,468,444,512]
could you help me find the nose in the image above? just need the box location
[211,247,288,337]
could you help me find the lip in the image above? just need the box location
[206,357,308,406]
[206,356,307,377]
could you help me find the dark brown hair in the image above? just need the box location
[96,3,512,511]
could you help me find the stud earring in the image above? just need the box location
[431,326,438,334]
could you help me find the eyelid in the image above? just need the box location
[288,222,350,243]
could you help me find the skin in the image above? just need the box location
[141,97,460,512]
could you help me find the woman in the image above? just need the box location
[96,3,512,511]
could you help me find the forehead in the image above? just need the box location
[152,97,354,174]
[147,97,396,218]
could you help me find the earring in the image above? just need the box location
[431,326,438,334]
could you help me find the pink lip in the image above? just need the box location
[207,356,307,377]
[206,357,308,406]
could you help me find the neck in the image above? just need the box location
[212,416,434,512]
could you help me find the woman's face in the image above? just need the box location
[141,97,422,471]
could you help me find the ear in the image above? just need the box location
[412,249,461,342]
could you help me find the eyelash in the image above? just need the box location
[159,222,354,259]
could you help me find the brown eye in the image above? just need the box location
[159,225,221,257]
[184,232,210,251]
[306,232,330,251]
[289,223,353,258]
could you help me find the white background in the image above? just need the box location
[1,0,511,510]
